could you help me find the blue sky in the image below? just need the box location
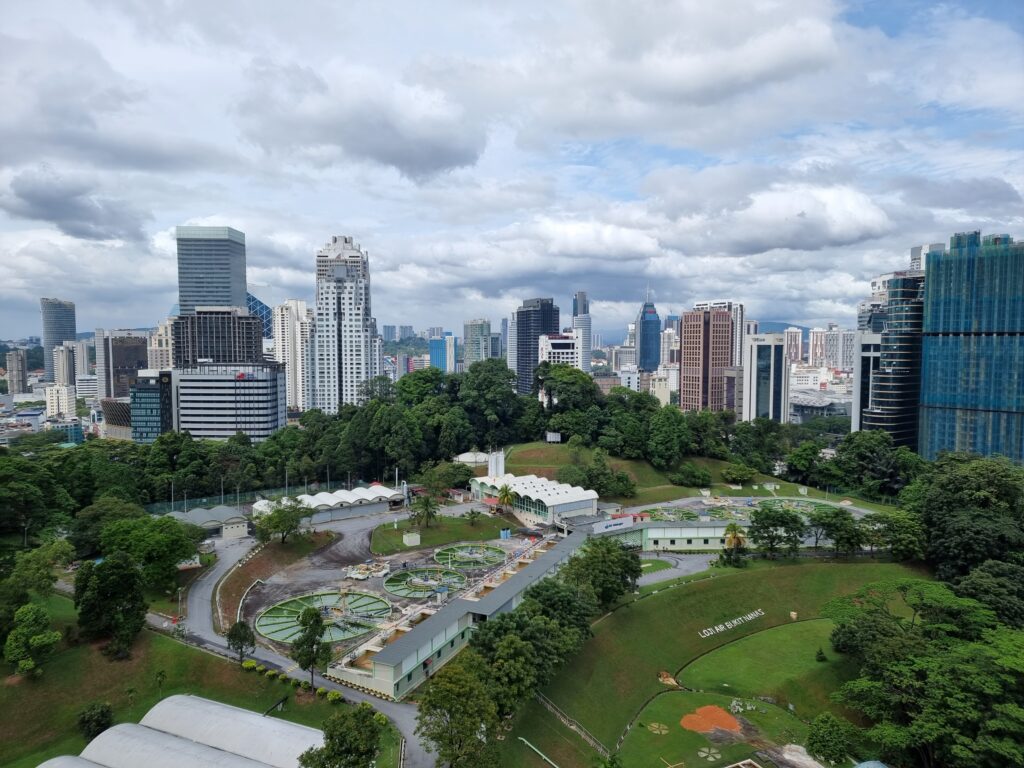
[1,0,1021,339]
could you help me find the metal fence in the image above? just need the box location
[145,480,353,515]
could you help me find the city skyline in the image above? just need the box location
[2,1,1021,337]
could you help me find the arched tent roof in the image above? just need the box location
[37,759,106,768]
[166,505,248,529]
[295,486,402,510]
[476,473,598,505]
[140,695,322,768]
[81,724,269,768]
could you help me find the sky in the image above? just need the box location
[1,0,1022,340]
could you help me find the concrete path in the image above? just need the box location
[638,552,713,586]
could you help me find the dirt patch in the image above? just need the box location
[680,705,741,734]
[3,675,25,687]
[658,670,679,686]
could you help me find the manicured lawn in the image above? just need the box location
[537,561,925,747]
[497,698,597,768]
[145,553,217,618]
[618,691,809,768]
[0,597,400,768]
[679,619,860,720]
[639,558,674,575]
[370,514,511,555]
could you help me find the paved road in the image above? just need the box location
[638,552,714,586]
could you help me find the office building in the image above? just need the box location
[839,329,857,370]
[919,232,1024,462]
[741,334,789,422]
[679,308,733,412]
[172,307,264,368]
[851,332,882,432]
[489,333,502,359]
[6,350,28,394]
[246,292,274,339]
[130,370,177,444]
[636,300,661,372]
[426,326,444,340]
[44,417,84,445]
[745,320,759,336]
[40,298,76,381]
[463,319,491,367]
[273,300,314,411]
[626,322,636,348]
[609,345,637,372]
[538,330,583,370]
[693,300,745,367]
[808,327,827,367]
[95,329,150,399]
[500,318,508,354]
[52,342,77,386]
[72,340,91,377]
[176,363,286,442]
[664,314,680,332]
[382,325,397,343]
[176,226,247,315]
[571,291,592,373]
[429,333,458,373]
[660,326,679,368]
[75,374,98,400]
[148,320,174,370]
[399,325,414,341]
[45,385,76,418]
[784,327,803,363]
[313,235,382,411]
[512,298,559,393]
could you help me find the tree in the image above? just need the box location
[806,712,853,765]
[100,515,198,592]
[869,509,926,561]
[7,539,75,597]
[720,463,756,484]
[254,500,305,545]
[416,658,499,768]
[817,507,864,557]
[411,494,440,528]
[70,496,146,556]
[496,484,515,515]
[465,509,482,527]
[785,440,823,486]
[226,620,256,663]
[291,607,332,688]
[559,537,641,609]
[155,669,167,699]
[668,463,712,487]
[300,703,383,768]
[487,635,538,716]
[748,505,805,558]
[955,560,1024,628]
[524,578,598,638]
[646,406,690,470]
[77,702,114,741]
[74,551,148,659]
[719,522,749,568]
[3,603,61,676]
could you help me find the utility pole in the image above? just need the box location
[220,477,225,506]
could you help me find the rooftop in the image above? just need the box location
[475,474,598,506]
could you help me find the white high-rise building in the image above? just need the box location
[571,290,592,373]
[808,327,828,367]
[659,326,679,367]
[313,236,382,411]
[73,340,91,377]
[147,319,174,371]
[741,334,789,422]
[273,299,314,411]
[693,300,745,367]
[45,385,76,418]
[784,327,803,363]
[53,343,77,386]
[538,330,584,370]
[506,314,518,374]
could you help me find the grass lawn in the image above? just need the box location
[1,596,400,768]
[679,619,860,720]
[216,531,335,632]
[639,558,674,575]
[145,553,217,618]
[618,691,809,768]
[536,561,925,748]
[370,514,512,555]
[498,699,598,768]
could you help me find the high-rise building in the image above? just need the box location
[175,226,247,315]
[839,329,857,370]
[313,236,382,411]
[73,340,91,377]
[571,291,592,373]
[175,363,286,442]
[663,314,680,332]
[851,332,882,432]
[95,329,150,399]
[53,343,76,386]
[171,307,264,368]
[5,350,28,394]
[428,333,458,373]
[784,327,803,363]
[273,299,314,411]
[463,319,491,367]
[130,370,176,444]
[740,334,789,422]
[148,320,174,370]
[538,330,583,370]
[919,232,1024,462]
[636,300,661,372]
[383,325,397,343]
[489,333,502,359]
[745,320,759,336]
[75,374,97,400]
[40,298,76,382]
[426,326,444,340]
[399,325,414,341]
[45,385,76,419]
[246,292,274,339]
[693,301,745,367]
[659,326,679,368]
[808,327,827,367]
[500,318,508,354]
[679,308,733,412]
[506,314,517,375]
[512,298,559,394]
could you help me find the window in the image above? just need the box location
[703,539,709,545]
[720,538,725,544]
[686,539,692,545]
[406,673,412,682]
[669,539,676,545]
[652,539,659,546]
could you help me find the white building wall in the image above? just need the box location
[571,314,592,372]
[273,300,313,411]
[147,320,174,371]
[176,365,285,441]
[538,330,583,370]
[45,385,76,418]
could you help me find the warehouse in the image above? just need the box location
[471,473,598,527]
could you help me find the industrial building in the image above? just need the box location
[471,474,598,527]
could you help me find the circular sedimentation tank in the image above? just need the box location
[433,543,506,570]
[255,590,392,644]
[383,567,467,598]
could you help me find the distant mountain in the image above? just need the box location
[756,321,809,334]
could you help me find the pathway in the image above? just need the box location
[638,553,714,586]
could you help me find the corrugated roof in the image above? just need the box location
[371,599,474,667]
[37,759,106,768]
[81,723,270,768]
[475,474,598,505]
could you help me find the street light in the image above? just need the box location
[221,477,225,506]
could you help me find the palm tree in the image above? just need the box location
[466,509,482,527]
[496,484,515,515]
[412,494,439,529]
[724,522,747,552]
[155,669,167,699]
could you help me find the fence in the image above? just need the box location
[534,692,610,757]
[145,480,357,515]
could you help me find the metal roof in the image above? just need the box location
[37,759,105,768]
[165,505,248,528]
[372,598,474,667]
[81,723,270,768]
[475,474,598,506]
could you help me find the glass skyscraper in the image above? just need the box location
[513,298,559,393]
[176,226,247,315]
[40,297,77,381]
[246,292,273,338]
[919,232,1024,462]
[635,300,661,371]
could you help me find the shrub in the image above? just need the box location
[668,464,713,487]
[721,463,757,484]
[255,664,267,674]
[326,690,343,704]
[301,680,312,691]
[265,670,278,679]
[816,647,828,663]
[77,702,114,741]
[241,660,258,671]
[291,677,303,688]
[316,687,328,697]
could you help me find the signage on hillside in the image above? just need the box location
[697,608,765,638]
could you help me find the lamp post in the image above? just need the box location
[220,477,225,506]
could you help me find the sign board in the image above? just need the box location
[592,517,635,534]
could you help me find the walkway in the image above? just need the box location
[638,553,713,586]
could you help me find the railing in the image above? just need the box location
[534,692,610,758]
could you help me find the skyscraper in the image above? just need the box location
[680,308,732,412]
[383,325,397,343]
[73,339,91,377]
[246,292,274,339]
[40,298,76,381]
[741,334,789,422]
[919,232,1024,462]
[148,320,174,370]
[171,307,264,368]
[273,299,314,411]
[399,325,415,340]
[313,236,382,411]
[512,298,559,394]
[851,332,882,432]
[53,343,76,386]
[5,350,28,394]
[95,329,150,399]
[783,327,803,363]
[463,319,491,367]
[571,290,592,372]
[807,327,828,367]
[429,332,458,373]
[636,300,661,372]
[663,314,680,332]
[175,226,247,315]
[693,300,744,367]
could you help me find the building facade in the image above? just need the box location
[5,350,28,394]
[693,300,744,367]
[175,226,247,315]
[741,333,789,422]
[75,374,98,400]
[45,385,76,418]
[399,325,414,340]
[382,325,397,343]
[463,319,491,367]
[171,307,264,368]
[635,300,662,372]
[95,329,150,399]
[512,298,559,394]
[808,327,827,367]
[784,326,803,363]
[130,370,177,444]
[53,343,76,386]
[919,232,1024,462]
[147,319,174,370]
[40,297,76,381]
[176,363,286,442]
[273,299,314,411]
[679,308,733,412]
[428,333,458,372]
[313,236,382,411]
[538,330,583,370]
[246,292,274,339]
[572,291,592,373]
